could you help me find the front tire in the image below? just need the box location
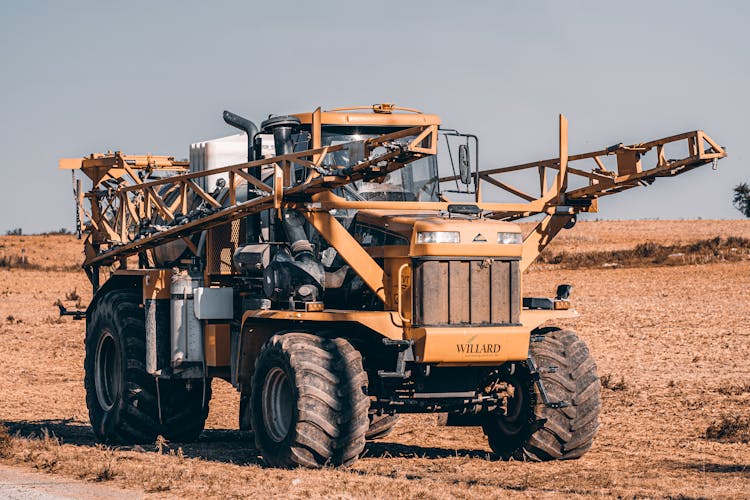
[251,333,370,468]
[84,289,210,444]
[482,328,601,460]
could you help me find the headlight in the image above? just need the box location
[416,231,460,244]
[497,232,523,244]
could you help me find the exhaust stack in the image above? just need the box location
[223,110,261,243]
[260,115,324,302]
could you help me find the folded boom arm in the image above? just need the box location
[60,115,725,281]
[442,117,726,268]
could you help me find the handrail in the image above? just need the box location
[328,103,423,114]
[69,124,439,269]
[439,128,726,214]
[61,112,726,278]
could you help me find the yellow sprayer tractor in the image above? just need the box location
[59,104,725,467]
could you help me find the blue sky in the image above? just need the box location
[1,1,748,232]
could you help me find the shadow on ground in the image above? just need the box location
[4,419,94,446]
[363,441,492,460]
[2,419,494,467]
[667,460,750,475]
[2,419,262,466]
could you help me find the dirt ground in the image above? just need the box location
[0,220,748,499]
[0,464,141,499]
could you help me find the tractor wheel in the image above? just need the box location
[251,333,370,468]
[482,328,601,461]
[84,289,211,444]
[365,413,399,440]
[160,378,211,443]
[239,389,252,431]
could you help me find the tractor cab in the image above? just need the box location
[290,104,445,203]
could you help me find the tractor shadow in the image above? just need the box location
[666,459,750,475]
[2,419,263,466]
[363,441,491,460]
[3,419,95,446]
[2,419,493,466]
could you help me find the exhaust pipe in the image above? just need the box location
[261,115,310,255]
[223,110,261,243]
[261,115,301,183]
[261,115,324,300]
[223,110,258,163]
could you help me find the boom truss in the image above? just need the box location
[60,116,725,277]
[61,125,439,270]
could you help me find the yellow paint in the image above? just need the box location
[411,326,531,363]
[241,309,405,340]
[113,269,171,301]
[204,323,231,367]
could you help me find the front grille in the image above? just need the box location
[412,258,520,326]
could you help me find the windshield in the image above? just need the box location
[321,128,439,202]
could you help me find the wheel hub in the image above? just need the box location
[492,374,530,435]
[262,367,293,442]
[94,330,121,411]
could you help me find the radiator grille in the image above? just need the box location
[412,258,520,326]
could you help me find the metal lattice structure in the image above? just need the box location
[61,125,438,270]
[61,116,726,280]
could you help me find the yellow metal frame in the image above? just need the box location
[61,111,725,275]
[61,122,439,270]
[61,106,727,365]
[238,301,577,365]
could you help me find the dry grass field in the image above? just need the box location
[0,220,748,498]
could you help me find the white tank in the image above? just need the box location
[189,133,248,192]
[153,134,251,267]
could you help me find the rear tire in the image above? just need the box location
[251,333,370,468]
[85,289,210,444]
[239,389,252,431]
[365,413,399,440]
[482,328,601,460]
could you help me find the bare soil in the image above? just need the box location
[0,220,748,498]
[0,463,141,499]
[526,218,750,253]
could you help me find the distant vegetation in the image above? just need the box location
[43,228,72,235]
[3,228,73,236]
[537,236,750,269]
[0,255,38,270]
[705,415,750,444]
[0,254,79,272]
[733,183,750,217]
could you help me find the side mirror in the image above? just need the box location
[458,144,471,185]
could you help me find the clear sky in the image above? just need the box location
[1,0,748,233]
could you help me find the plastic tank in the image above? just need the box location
[189,133,248,192]
[152,134,251,267]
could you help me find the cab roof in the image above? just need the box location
[293,104,441,128]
